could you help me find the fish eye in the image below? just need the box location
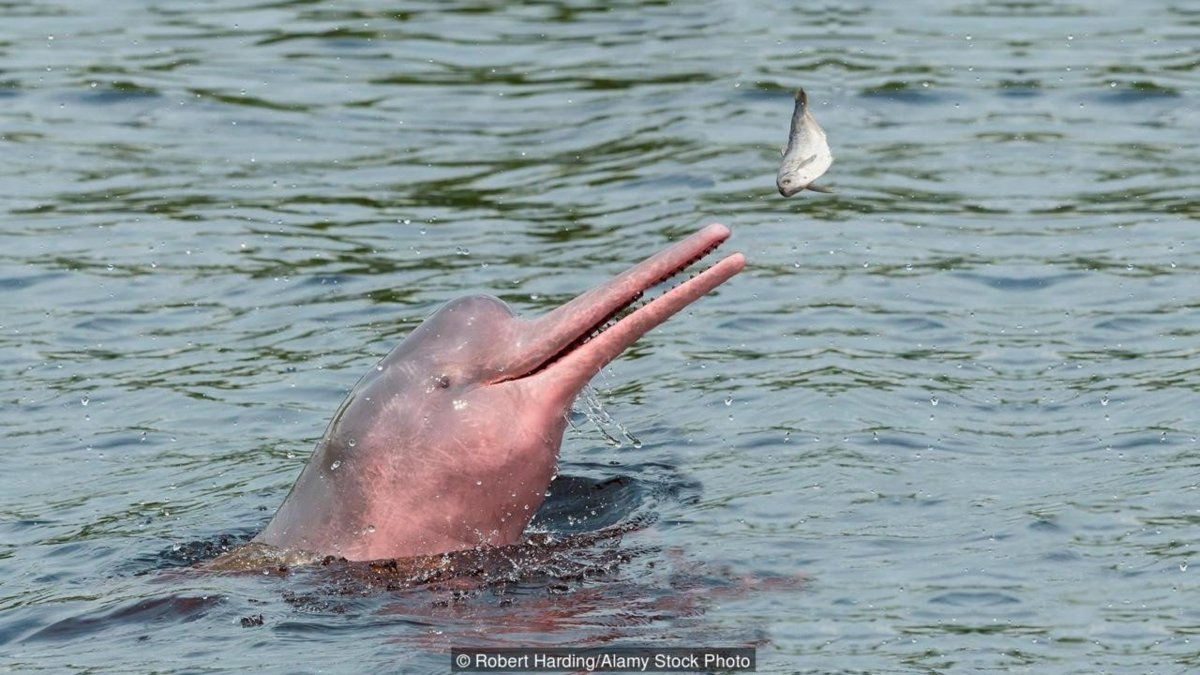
[781,178,792,185]
[435,374,451,389]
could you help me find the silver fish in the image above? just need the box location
[776,89,833,197]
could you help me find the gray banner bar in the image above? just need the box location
[451,647,756,672]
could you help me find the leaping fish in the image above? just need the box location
[776,88,833,197]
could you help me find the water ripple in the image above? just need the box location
[2,0,1199,671]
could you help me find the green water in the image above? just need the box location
[2,1,1198,672]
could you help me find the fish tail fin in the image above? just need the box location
[807,182,835,194]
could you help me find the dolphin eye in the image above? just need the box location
[435,374,451,389]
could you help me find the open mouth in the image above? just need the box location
[514,224,745,382]
[546,239,728,366]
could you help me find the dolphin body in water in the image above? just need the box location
[234,224,744,565]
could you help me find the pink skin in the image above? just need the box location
[255,224,745,562]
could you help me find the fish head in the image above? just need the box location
[776,142,833,197]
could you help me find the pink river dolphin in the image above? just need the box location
[242,224,744,564]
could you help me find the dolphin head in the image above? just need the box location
[254,224,744,561]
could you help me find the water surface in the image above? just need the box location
[2,1,1198,672]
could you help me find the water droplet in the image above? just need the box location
[1100,395,1109,407]
[366,524,376,533]
[347,438,356,447]
[724,394,733,406]
[930,396,939,406]
[330,460,341,471]
[80,395,90,406]
[1181,561,1189,572]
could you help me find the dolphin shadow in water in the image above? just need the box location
[206,224,744,572]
